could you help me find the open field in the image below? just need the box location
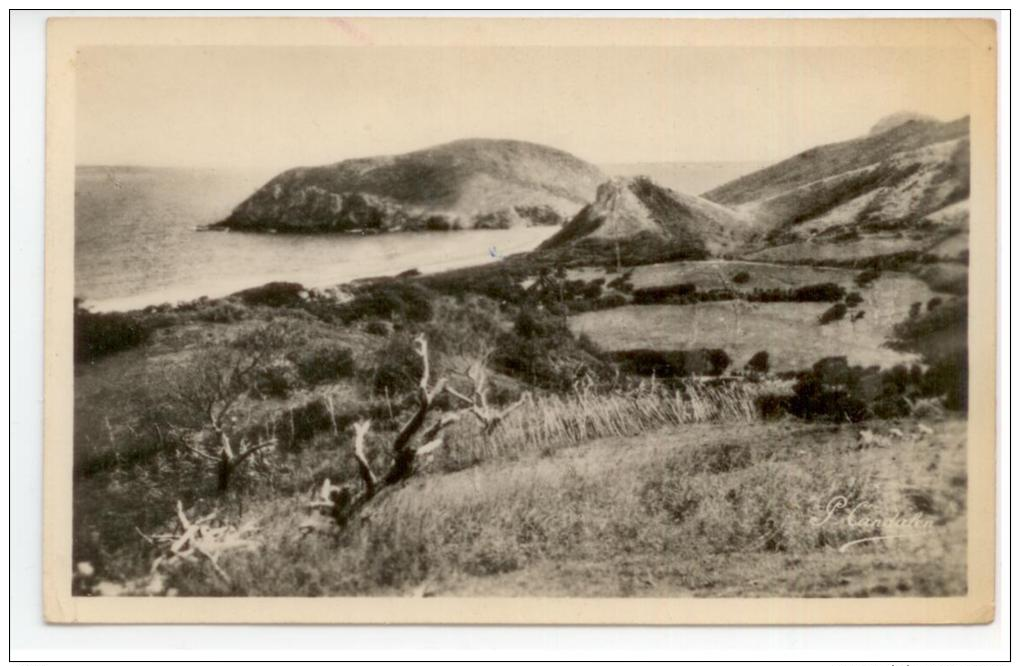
[144,417,965,598]
[742,235,931,265]
[568,272,936,373]
[567,259,862,293]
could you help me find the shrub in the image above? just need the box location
[794,282,846,302]
[194,301,247,323]
[632,283,697,305]
[788,375,868,422]
[74,304,151,363]
[855,268,882,287]
[909,302,922,319]
[339,281,434,323]
[253,362,299,398]
[364,320,391,336]
[233,282,305,308]
[732,271,751,284]
[746,351,770,374]
[754,393,789,419]
[922,349,968,412]
[290,342,356,385]
[927,297,944,312]
[818,303,848,325]
[597,292,628,309]
[371,334,426,396]
[492,307,610,391]
[613,349,731,378]
[844,292,864,308]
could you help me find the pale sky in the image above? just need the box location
[76,45,970,170]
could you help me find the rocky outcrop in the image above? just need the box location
[213,139,606,233]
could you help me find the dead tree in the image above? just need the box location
[310,334,460,528]
[164,325,286,491]
[446,356,530,436]
[183,430,277,493]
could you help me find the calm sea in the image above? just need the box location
[75,162,760,312]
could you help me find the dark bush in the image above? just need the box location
[74,304,151,363]
[513,307,568,340]
[746,351,770,374]
[606,272,634,293]
[909,302,923,319]
[290,342,356,385]
[818,303,848,325]
[597,292,628,309]
[844,292,864,308]
[364,320,391,336]
[632,283,697,305]
[253,362,299,398]
[855,268,882,287]
[339,281,434,323]
[195,301,247,323]
[233,281,305,308]
[922,349,968,411]
[927,297,944,312]
[788,375,868,422]
[755,393,789,420]
[371,334,425,396]
[492,306,610,391]
[794,282,846,302]
[613,348,731,378]
[732,271,751,284]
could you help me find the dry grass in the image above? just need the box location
[436,381,760,470]
[147,417,965,598]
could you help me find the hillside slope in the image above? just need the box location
[537,176,752,265]
[703,115,970,266]
[213,139,606,233]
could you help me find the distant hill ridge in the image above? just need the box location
[214,138,606,233]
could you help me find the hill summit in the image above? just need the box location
[537,176,751,264]
[214,139,606,233]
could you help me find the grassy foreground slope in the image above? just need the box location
[164,417,965,597]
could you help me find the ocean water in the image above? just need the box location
[74,166,559,312]
[75,162,761,312]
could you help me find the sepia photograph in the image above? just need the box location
[41,16,998,624]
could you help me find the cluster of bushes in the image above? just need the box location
[612,349,732,378]
[233,281,306,308]
[289,342,356,385]
[750,282,847,303]
[336,281,435,324]
[628,281,847,307]
[74,302,151,363]
[491,307,612,391]
[759,353,967,422]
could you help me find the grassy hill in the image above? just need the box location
[536,176,753,265]
[214,139,606,233]
[704,116,968,206]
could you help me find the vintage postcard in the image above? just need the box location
[44,16,997,624]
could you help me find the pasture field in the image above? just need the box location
[566,259,861,293]
[568,272,936,373]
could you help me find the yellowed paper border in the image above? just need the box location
[44,16,998,624]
